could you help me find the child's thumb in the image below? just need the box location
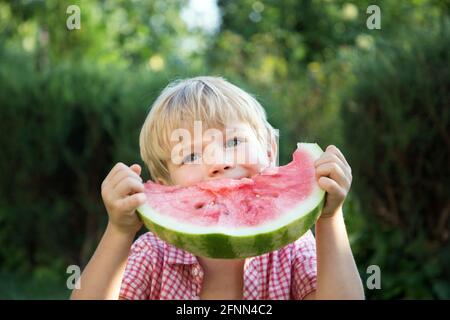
[130,164,142,176]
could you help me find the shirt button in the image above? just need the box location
[192,266,200,277]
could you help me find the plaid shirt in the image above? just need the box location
[120,230,317,300]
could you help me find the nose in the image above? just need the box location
[208,163,233,177]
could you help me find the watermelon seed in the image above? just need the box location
[194,203,204,209]
[270,192,280,198]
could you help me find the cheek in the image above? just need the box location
[240,162,267,176]
[243,143,270,168]
[171,166,205,187]
[238,146,271,175]
[227,142,267,166]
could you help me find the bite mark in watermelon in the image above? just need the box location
[137,143,325,259]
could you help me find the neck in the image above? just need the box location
[197,257,246,277]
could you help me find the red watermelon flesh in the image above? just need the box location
[142,145,316,228]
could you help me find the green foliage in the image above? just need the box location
[0,269,70,299]
[341,19,450,299]
[0,44,171,274]
[0,0,449,299]
[211,0,447,80]
[0,0,193,67]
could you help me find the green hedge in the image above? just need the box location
[0,44,169,273]
[342,19,450,299]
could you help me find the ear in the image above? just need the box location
[267,138,278,166]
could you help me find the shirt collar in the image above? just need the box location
[165,242,198,265]
[163,239,259,265]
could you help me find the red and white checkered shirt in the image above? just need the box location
[120,230,317,300]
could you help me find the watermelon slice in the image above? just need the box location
[137,143,325,259]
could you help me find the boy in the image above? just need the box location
[71,76,364,300]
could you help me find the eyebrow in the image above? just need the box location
[178,127,249,150]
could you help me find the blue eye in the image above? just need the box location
[226,137,242,148]
[182,153,200,164]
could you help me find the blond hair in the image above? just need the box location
[139,76,278,183]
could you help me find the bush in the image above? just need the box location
[0,44,169,274]
[341,19,450,298]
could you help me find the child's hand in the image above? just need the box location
[314,145,352,218]
[101,163,146,235]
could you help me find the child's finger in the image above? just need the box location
[318,176,345,197]
[130,164,142,176]
[111,168,143,190]
[326,145,350,169]
[117,193,147,213]
[314,150,352,180]
[315,162,351,189]
[102,162,127,188]
[115,177,145,198]
[315,152,345,168]
[315,152,351,180]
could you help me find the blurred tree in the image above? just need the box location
[209,0,448,80]
[0,0,201,69]
[342,18,450,299]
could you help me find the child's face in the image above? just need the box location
[165,121,274,187]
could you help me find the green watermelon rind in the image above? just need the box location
[136,143,325,259]
[137,198,324,258]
